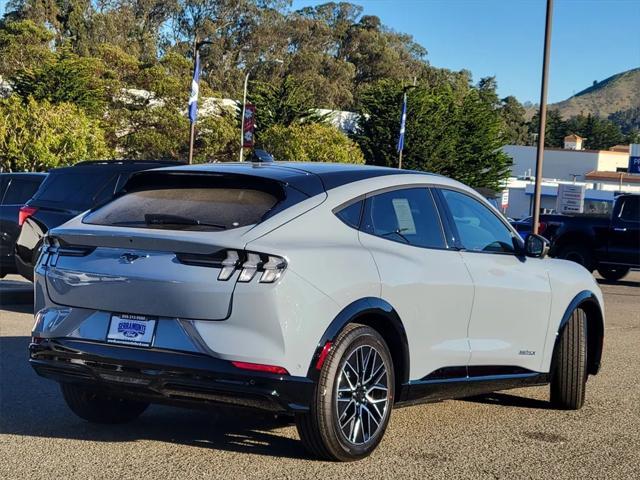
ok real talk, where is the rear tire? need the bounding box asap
[295,324,395,461]
[550,308,587,410]
[597,265,630,281]
[557,244,593,271]
[61,383,149,424]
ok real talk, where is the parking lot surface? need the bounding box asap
[1,273,639,479]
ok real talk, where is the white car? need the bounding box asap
[30,162,605,461]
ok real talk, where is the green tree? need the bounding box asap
[0,95,111,172]
[11,50,115,116]
[260,123,364,164]
[0,19,54,76]
[355,79,511,190]
[250,75,321,135]
[499,96,530,145]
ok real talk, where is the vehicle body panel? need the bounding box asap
[29,162,605,414]
[0,173,47,274]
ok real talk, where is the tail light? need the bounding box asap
[176,249,287,283]
[231,361,289,375]
[18,206,38,226]
[217,249,286,284]
[538,222,547,235]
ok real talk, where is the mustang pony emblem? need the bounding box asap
[119,253,148,264]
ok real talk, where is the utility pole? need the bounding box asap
[532,0,554,234]
[239,59,283,162]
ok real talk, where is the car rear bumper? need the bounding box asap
[29,338,315,413]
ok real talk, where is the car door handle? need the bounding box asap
[613,227,627,232]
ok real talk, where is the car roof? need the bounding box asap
[0,172,47,178]
[150,161,432,195]
[48,160,183,175]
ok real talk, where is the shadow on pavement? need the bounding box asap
[0,278,33,307]
[463,392,552,410]
[0,335,311,460]
[596,278,640,288]
[0,303,33,314]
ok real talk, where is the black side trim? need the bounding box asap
[399,372,550,407]
[553,290,604,375]
[306,298,410,387]
[421,365,533,381]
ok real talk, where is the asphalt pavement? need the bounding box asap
[1,273,639,479]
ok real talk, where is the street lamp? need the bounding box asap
[188,37,214,165]
[239,58,284,162]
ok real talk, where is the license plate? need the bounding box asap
[107,314,156,347]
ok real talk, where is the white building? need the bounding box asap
[501,142,638,218]
[503,144,630,182]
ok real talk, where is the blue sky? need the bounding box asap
[2,0,638,103]
[290,0,640,103]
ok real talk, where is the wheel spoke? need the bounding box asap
[335,344,390,446]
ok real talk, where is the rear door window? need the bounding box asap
[32,171,117,211]
[619,196,639,222]
[2,179,42,205]
[361,187,446,248]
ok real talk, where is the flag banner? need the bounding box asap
[188,53,200,124]
[397,92,407,153]
[243,103,256,148]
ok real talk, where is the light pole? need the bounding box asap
[239,58,283,162]
[188,37,214,165]
[531,0,554,234]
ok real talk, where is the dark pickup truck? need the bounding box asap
[538,194,639,281]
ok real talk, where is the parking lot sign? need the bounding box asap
[629,144,640,174]
[556,183,586,214]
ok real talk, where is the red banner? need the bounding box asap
[242,103,256,148]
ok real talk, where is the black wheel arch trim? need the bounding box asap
[306,297,410,388]
[554,289,604,375]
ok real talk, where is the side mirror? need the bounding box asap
[525,234,549,258]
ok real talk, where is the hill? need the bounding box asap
[550,68,640,120]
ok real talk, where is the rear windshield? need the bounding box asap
[32,171,117,211]
[84,187,280,231]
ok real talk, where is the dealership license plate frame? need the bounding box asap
[106,313,157,347]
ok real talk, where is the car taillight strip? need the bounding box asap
[175,249,286,284]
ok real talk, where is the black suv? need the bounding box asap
[15,160,181,281]
[0,172,47,277]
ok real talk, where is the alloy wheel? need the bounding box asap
[335,345,390,445]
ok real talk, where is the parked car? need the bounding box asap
[0,172,47,277]
[529,194,638,281]
[14,160,181,281]
[29,162,604,461]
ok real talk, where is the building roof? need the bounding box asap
[585,170,640,184]
[564,134,584,141]
[609,144,630,153]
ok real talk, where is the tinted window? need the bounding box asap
[619,196,639,222]
[33,171,118,211]
[362,188,445,248]
[441,189,515,253]
[2,179,42,205]
[336,201,363,228]
[84,187,279,231]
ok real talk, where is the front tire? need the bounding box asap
[296,324,395,461]
[557,244,593,271]
[550,308,587,410]
[61,383,149,424]
[597,265,630,281]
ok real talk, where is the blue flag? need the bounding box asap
[188,53,200,124]
[397,92,407,153]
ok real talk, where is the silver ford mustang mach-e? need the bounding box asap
[30,162,604,461]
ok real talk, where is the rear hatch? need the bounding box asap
[43,168,324,321]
